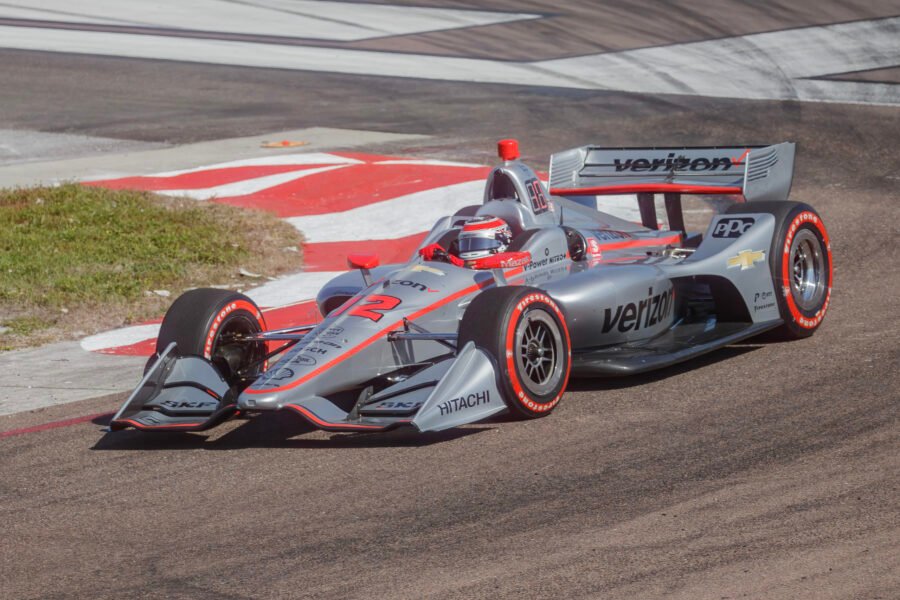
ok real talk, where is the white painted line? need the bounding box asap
[151,152,363,177]
[156,164,349,200]
[538,17,900,105]
[0,0,540,42]
[246,270,344,309]
[1,17,896,105]
[373,159,488,168]
[80,323,161,352]
[0,25,578,88]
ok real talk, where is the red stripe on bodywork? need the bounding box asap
[246,278,494,395]
[551,184,743,196]
[112,419,205,430]
[596,233,682,251]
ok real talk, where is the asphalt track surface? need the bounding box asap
[1,2,899,598]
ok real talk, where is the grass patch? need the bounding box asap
[0,184,303,350]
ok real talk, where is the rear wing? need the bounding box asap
[548,142,795,202]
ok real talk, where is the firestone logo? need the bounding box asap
[205,302,240,357]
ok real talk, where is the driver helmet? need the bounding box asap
[458,216,513,260]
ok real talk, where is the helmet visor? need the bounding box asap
[459,236,503,254]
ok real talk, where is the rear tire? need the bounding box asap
[726,201,833,339]
[459,286,571,419]
[149,288,268,390]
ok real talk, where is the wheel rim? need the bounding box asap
[789,229,826,312]
[514,308,564,397]
[213,314,265,386]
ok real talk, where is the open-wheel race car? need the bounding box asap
[110,139,832,434]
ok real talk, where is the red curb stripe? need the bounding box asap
[1,412,113,439]
[215,163,489,217]
[302,233,427,272]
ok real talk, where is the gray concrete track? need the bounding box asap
[1,2,898,598]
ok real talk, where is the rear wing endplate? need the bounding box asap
[548,142,795,202]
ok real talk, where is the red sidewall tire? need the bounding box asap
[777,211,833,336]
[726,201,833,339]
[459,286,571,419]
[150,289,268,387]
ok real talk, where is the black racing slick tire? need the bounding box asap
[149,288,268,390]
[459,286,571,419]
[726,201,833,339]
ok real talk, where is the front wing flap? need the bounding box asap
[109,343,237,432]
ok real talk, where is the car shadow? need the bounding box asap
[91,344,762,449]
[564,344,762,392]
[91,410,489,451]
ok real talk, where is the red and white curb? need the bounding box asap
[79,151,638,356]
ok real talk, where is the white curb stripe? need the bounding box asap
[80,323,162,352]
[151,152,362,177]
[286,180,485,243]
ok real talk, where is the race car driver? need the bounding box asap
[418,216,525,269]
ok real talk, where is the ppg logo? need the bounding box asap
[712,217,755,238]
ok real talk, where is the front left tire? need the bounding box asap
[148,288,268,391]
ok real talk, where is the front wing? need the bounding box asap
[110,342,507,433]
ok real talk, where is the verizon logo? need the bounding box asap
[613,151,748,173]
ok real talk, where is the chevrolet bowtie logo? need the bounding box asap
[411,264,446,276]
[727,249,766,270]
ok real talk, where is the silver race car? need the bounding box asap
[110,139,832,433]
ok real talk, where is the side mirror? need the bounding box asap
[347,254,380,270]
[347,253,380,286]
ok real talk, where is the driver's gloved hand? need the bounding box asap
[418,243,464,266]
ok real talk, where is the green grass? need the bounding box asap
[0,184,303,348]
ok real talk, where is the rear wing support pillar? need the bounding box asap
[664,192,686,235]
[636,192,686,235]
[637,192,658,230]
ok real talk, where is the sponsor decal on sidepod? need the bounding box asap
[713,217,754,238]
[602,286,675,334]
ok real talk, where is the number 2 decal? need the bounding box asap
[527,179,549,214]
[347,295,401,322]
